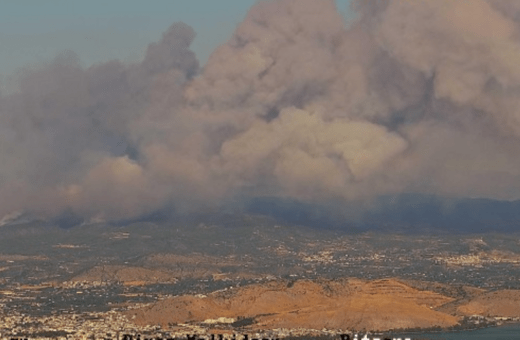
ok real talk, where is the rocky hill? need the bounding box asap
[457,290,520,317]
[125,278,459,332]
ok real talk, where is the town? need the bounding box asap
[0,218,518,338]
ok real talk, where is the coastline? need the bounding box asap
[393,321,520,340]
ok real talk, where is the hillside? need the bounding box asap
[457,290,520,317]
[125,278,459,332]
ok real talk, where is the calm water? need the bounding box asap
[400,323,520,340]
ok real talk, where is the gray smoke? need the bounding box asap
[3,0,520,221]
[0,22,198,219]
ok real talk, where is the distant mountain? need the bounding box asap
[0,210,42,227]
[3,194,519,233]
[245,195,520,233]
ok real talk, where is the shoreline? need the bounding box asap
[385,321,520,338]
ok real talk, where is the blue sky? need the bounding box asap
[0,0,354,84]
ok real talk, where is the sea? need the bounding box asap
[398,323,520,340]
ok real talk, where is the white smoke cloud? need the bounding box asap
[2,0,520,221]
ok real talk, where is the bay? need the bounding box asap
[400,323,520,340]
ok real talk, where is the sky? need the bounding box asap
[0,0,354,87]
[2,0,520,223]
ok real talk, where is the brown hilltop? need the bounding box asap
[125,278,459,332]
[70,253,264,285]
[457,290,520,318]
[72,265,178,284]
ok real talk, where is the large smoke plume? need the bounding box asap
[2,0,520,221]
